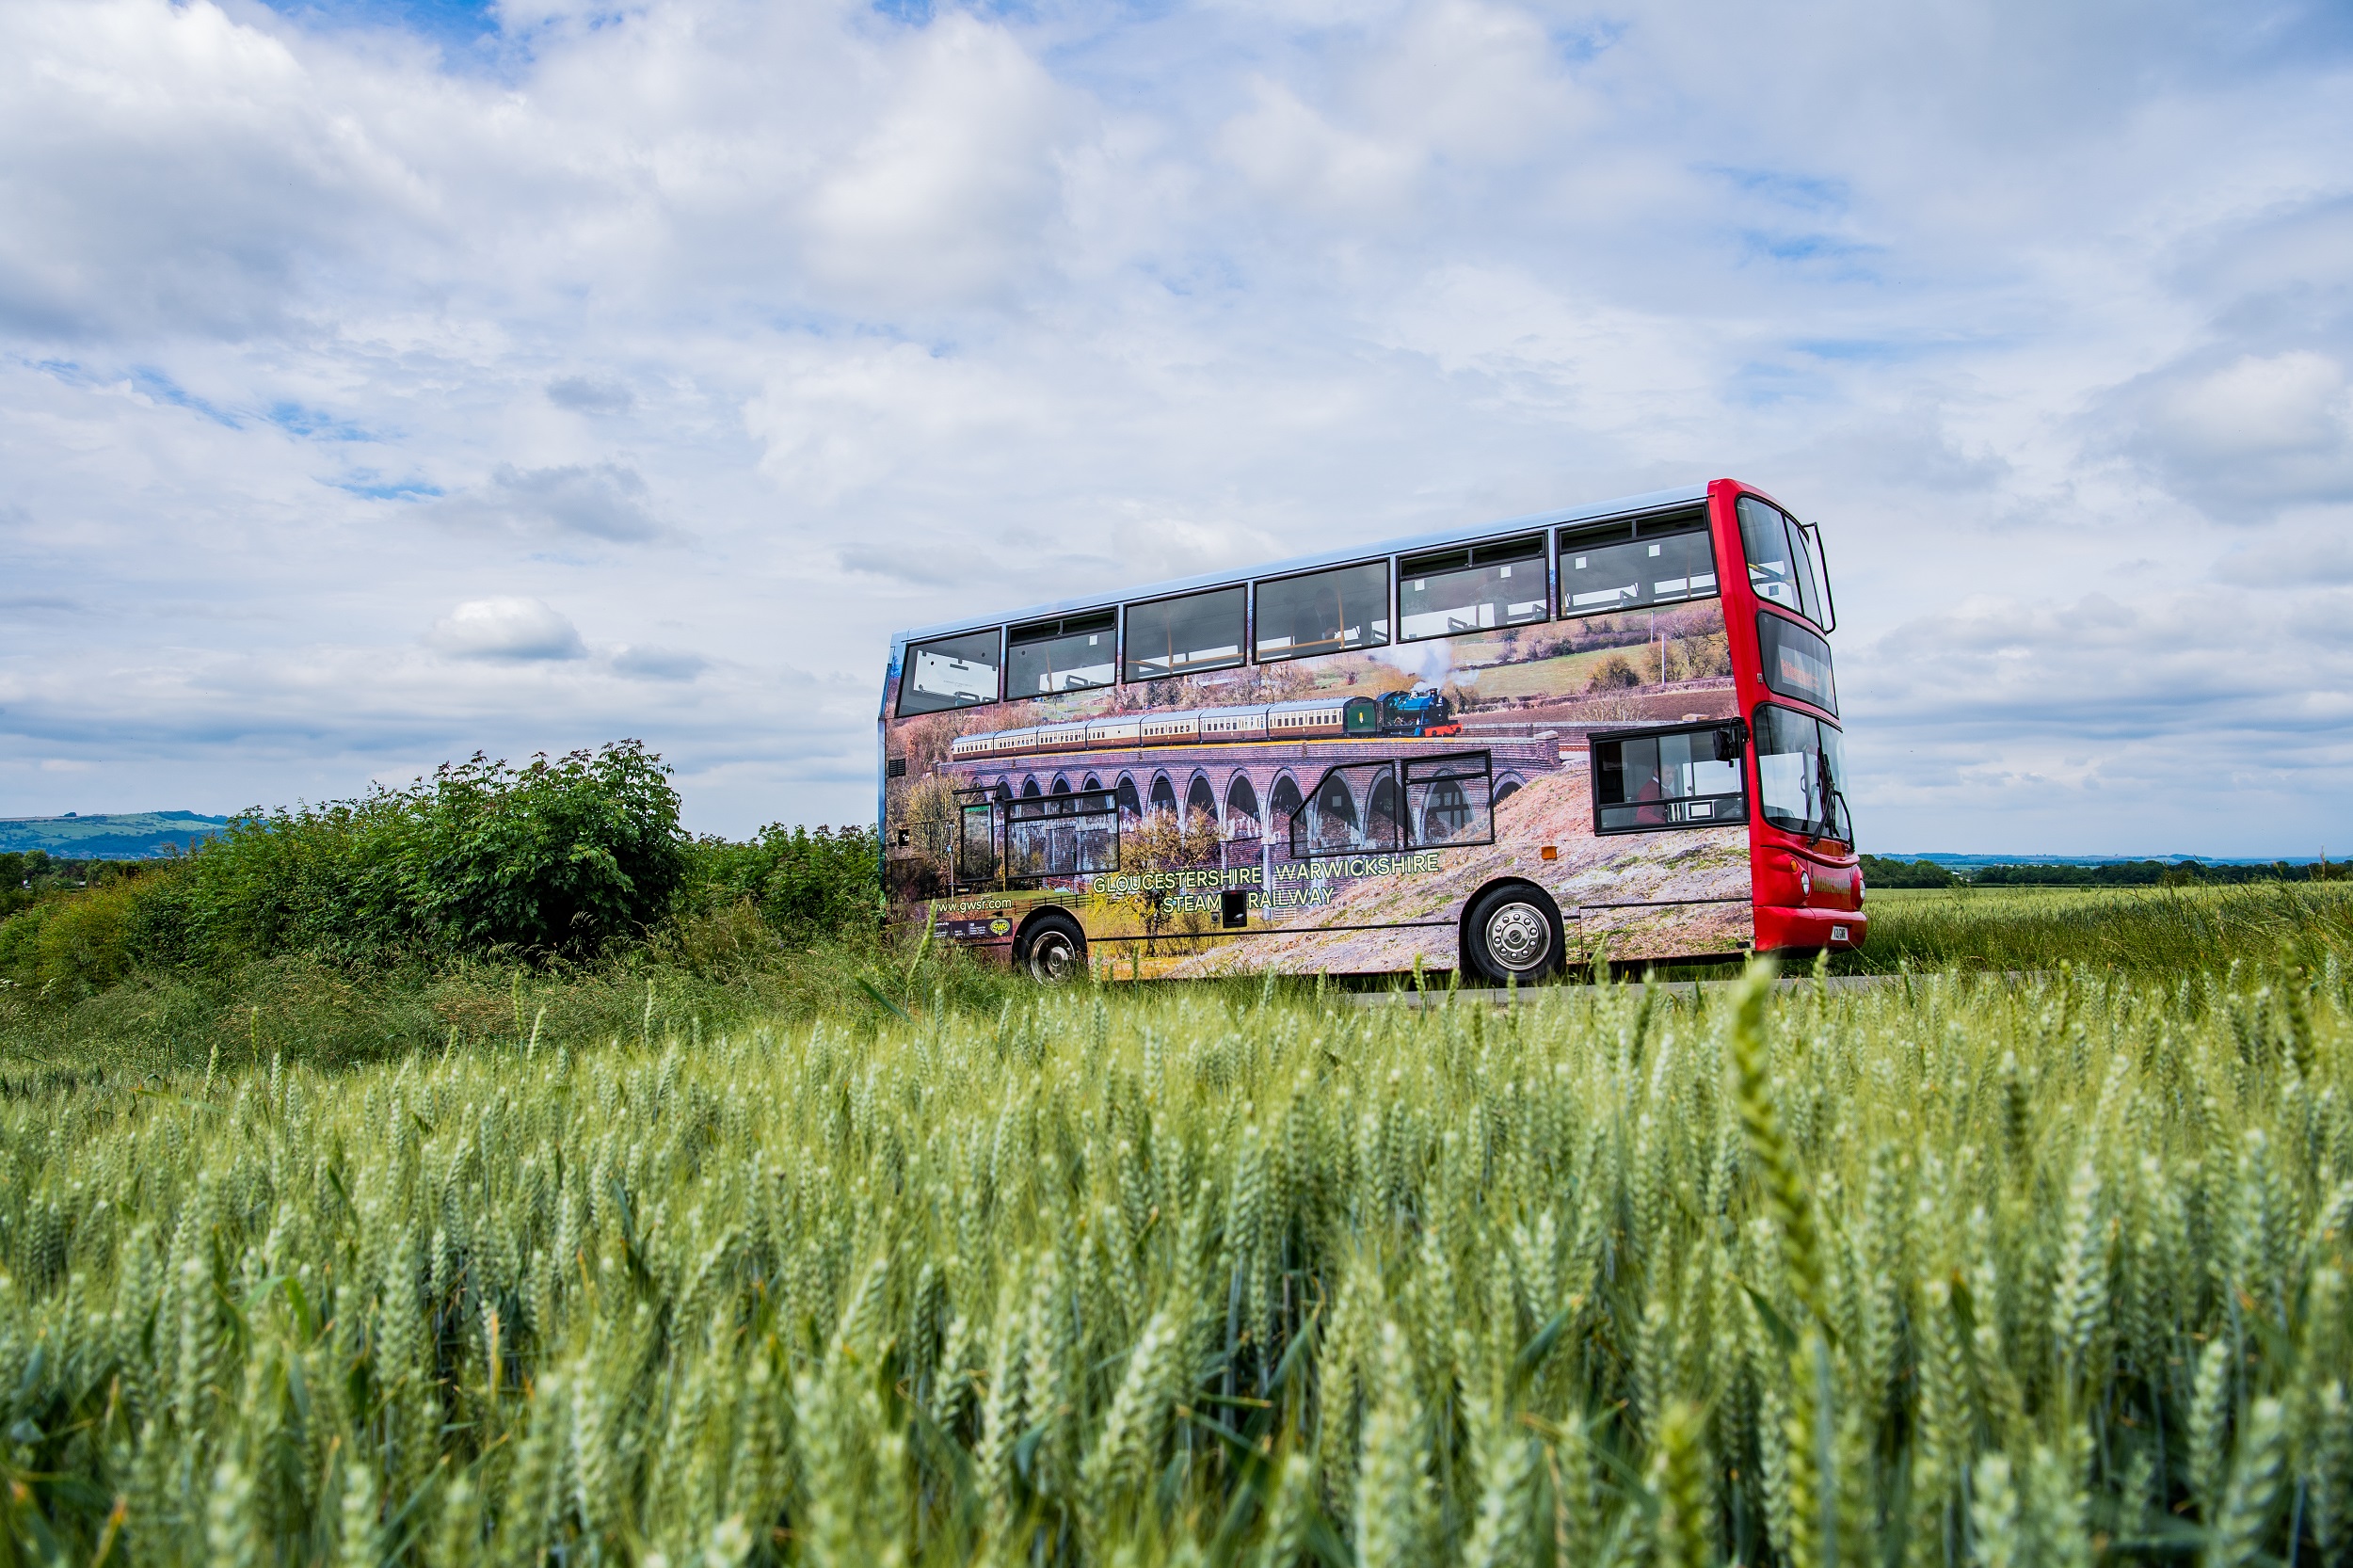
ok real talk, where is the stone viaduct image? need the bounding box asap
[940,733,1568,857]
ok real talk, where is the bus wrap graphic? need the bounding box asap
[879,480,1862,981]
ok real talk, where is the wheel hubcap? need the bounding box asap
[1485,902,1551,971]
[1032,933,1079,981]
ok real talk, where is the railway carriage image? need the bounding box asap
[879,478,1863,982]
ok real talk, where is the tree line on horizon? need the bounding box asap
[1860,853,2349,888]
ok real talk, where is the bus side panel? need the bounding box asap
[1140,746,1750,977]
[883,584,1753,973]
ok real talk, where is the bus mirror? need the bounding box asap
[1715,720,1748,762]
[1800,521,1836,633]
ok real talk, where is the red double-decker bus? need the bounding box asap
[879,478,1862,982]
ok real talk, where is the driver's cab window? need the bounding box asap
[1589,722,1747,834]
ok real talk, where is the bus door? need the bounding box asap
[955,786,1122,890]
[954,787,1001,888]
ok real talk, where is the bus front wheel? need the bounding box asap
[1463,882,1565,986]
[1017,912,1088,984]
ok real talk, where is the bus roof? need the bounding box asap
[887,480,1715,651]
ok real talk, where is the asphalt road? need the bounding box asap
[1351,971,1931,1006]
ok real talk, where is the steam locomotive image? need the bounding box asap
[945,688,1459,761]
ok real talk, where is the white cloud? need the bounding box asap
[424,463,667,541]
[2121,351,2353,517]
[1218,79,1422,221]
[428,598,586,661]
[0,0,2349,851]
[546,376,633,413]
[2159,352,2349,458]
[611,644,707,681]
[802,14,1074,307]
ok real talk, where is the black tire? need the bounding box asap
[1462,882,1566,986]
[1017,911,1088,984]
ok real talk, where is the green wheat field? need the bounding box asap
[2,884,2350,1565]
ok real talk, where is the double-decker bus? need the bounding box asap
[878,478,1861,983]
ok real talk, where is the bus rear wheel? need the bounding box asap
[1463,882,1565,986]
[1018,912,1087,984]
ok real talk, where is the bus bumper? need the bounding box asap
[1753,905,1866,954]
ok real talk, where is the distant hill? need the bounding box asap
[0,811,231,859]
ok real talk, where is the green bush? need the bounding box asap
[127,741,690,969]
[686,822,879,938]
[0,744,895,1042]
[405,743,688,956]
[0,878,141,1000]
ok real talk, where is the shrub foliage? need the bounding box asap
[139,742,693,965]
[0,744,884,1002]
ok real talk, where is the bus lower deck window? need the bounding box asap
[1591,723,1746,833]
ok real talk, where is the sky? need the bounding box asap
[2,0,2349,856]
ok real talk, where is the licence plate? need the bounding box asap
[1830,924,1850,942]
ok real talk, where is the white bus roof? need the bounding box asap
[887,481,1713,652]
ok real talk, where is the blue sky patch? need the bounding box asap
[262,0,500,45]
[327,474,443,501]
[130,368,241,428]
[1737,229,1881,282]
[270,403,375,441]
[1790,338,1910,363]
[1705,166,1849,213]
[1548,22,1625,63]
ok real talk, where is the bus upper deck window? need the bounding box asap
[1256,561,1389,661]
[1559,509,1718,619]
[1399,534,1547,642]
[898,628,1001,715]
[1124,585,1246,681]
[1008,609,1117,696]
[1738,496,1825,628]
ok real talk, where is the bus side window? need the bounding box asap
[1125,586,1247,680]
[1559,510,1716,618]
[1589,724,1747,833]
[1008,610,1117,696]
[1399,534,1547,641]
[901,629,1002,715]
[1256,561,1390,661]
[1404,755,1495,847]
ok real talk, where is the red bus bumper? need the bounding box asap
[1753,905,1866,954]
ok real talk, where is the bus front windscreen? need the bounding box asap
[1754,704,1851,842]
[1738,496,1828,630]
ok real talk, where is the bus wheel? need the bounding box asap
[1019,912,1088,984]
[1463,882,1565,986]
